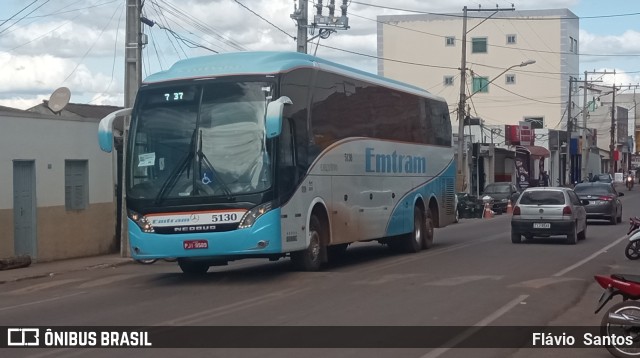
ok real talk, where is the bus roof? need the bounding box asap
[142,51,442,101]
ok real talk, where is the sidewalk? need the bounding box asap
[0,254,133,284]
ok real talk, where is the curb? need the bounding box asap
[0,259,134,285]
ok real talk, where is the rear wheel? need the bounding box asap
[422,208,434,250]
[511,231,522,244]
[291,215,324,271]
[566,223,578,245]
[578,223,587,240]
[610,211,618,225]
[600,301,640,357]
[178,260,209,275]
[618,209,623,223]
[402,207,425,253]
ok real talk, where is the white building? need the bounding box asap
[0,106,117,262]
[377,9,579,129]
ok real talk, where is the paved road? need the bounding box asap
[2,186,639,358]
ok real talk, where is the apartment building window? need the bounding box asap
[505,74,516,84]
[445,36,455,46]
[506,34,516,44]
[472,76,489,93]
[570,36,578,53]
[65,160,89,211]
[471,37,487,53]
[444,76,454,86]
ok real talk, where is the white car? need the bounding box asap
[510,187,588,244]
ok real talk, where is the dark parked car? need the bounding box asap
[590,173,613,183]
[481,182,521,213]
[573,182,623,224]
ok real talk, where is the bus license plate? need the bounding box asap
[533,223,551,229]
[183,240,208,250]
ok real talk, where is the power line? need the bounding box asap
[232,0,295,40]
[350,1,640,20]
[0,0,52,36]
[62,2,120,84]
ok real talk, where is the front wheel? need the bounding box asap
[291,215,325,271]
[626,241,640,260]
[600,301,640,357]
[178,259,209,274]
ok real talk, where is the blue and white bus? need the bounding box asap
[98,51,455,274]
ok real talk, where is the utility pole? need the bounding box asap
[121,0,142,256]
[455,5,515,192]
[581,71,589,181]
[291,0,308,53]
[455,6,468,192]
[610,85,617,174]
[566,77,573,185]
[291,0,350,54]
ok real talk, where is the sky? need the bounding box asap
[0,0,639,110]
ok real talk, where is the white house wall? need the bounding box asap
[0,111,116,261]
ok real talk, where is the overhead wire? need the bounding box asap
[62,2,120,84]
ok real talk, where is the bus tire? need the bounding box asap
[422,208,434,249]
[178,259,209,275]
[291,215,324,271]
[403,206,425,253]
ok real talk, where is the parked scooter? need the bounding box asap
[594,274,640,357]
[624,217,640,260]
[627,175,635,191]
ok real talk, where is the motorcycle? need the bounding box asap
[594,274,640,357]
[627,176,635,191]
[625,217,640,260]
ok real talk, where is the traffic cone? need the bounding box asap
[483,202,494,219]
[506,200,513,214]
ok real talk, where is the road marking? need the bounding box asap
[510,277,582,289]
[0,292,86,312]
[155,287,308,326]
[553,234,628,277]
[419,294,529,358]
[6,278,84,295]
[76,274,142,288]
[425,275,503,286]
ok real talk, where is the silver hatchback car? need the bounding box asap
[511,187,588,244]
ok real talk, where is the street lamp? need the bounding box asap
[467,60,536,100]
[456,60,536,193]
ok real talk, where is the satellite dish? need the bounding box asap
[47,87,71,113]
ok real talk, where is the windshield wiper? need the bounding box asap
[197,130,233,200]
[154,129,197,205]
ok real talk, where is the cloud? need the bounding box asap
[580,29,640,55]
[0,52,118,108]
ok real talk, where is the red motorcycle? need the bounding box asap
[594,274,640,357]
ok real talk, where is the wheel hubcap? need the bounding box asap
[310,232,320,260]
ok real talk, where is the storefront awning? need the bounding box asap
[516,145,550,158]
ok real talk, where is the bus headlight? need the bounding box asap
[238,202,273,229]
[128,210,155,233]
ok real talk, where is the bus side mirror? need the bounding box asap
[98,108,132,153]
[265,96,292,139]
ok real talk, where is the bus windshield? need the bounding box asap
[128,81,274,202]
